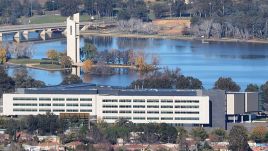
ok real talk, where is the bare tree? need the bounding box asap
[10,43,35,59]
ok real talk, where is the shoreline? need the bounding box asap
[81,31,268,44]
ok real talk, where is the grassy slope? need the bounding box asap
[8,59,42,64]
[29,15,90,24]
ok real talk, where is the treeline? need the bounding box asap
[189,0,268,39]
[81,42,159,72]
[0,0,43,24]
[130,68,268,107]
[3,115,268,151]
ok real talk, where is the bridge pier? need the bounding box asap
[22,30,29,41]
[14,32,20,43]
[46,28,53,38]
[62,29,67,37]
[40,30,46,40]
[0,33,2,42]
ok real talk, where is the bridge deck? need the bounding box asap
[0,22,88,33]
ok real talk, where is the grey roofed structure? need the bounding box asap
[17,83,200,96]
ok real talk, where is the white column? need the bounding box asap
[14,32,20,43]
[40,30,46,40]
[0,32,3,42]
[233,115,236,123]
[23,30,29,41]
[241,115,243,123]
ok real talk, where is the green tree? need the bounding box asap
[158,123,178,143]
[152,3,169,18]
[13,67,45,88]
[59,0,80,16]
[140,123,159,144]
[191,127,208,141]
[0,66,15,96]
[229,125,251,151]
[210,128,227,142]
[60,55,73,69]
[81,43,97,60]
[61,74,83,85]
[261,81,268,103]
[176,127,188,151]
[214,77,241,91]
[245,84,259,92]
[117,9,131,20]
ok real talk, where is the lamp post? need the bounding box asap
[209,2,212,17]
[168,3,172,18]
[30,0,33,17]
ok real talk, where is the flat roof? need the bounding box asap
[16,83,201,96]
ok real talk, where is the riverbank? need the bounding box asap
[7,59,137,71]
[81,31,268,44]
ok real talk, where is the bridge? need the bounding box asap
[0,21,115,42]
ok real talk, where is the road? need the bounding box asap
[0,22,89,33]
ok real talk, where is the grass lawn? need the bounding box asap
[33,64,62,70]
[8,59,42,65]
[29,15,90,24]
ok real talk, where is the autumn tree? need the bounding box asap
[229,125,251,151]
[0,48,7,64]
[135,51,146,71]
[251,126,267,143]
[214,77,241,91]
[82,59,93,73]
[46,50,59,64]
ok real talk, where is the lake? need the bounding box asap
[6,35,268,90]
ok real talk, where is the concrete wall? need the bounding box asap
[67,13,80,64]
[245,92,259,112]
[234,93,245,114]
[202,90,226,129]
[227,93,245,115]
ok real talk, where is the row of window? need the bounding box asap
[13,97,92,102]
[13,103,92,107]
[103,116,200,121]
[103,105,199,109]
[13,108,92,112]
[102,110,199,114]
[102,99,199,103]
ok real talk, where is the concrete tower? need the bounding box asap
[67,13,80,64]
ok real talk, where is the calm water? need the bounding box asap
[6,35,268,89]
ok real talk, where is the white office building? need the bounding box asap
[2,84,210,126]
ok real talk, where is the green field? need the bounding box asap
[33,64,62,70]
[8,59,42,65]
[29,15,90,24]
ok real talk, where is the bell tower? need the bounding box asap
[67,13,80,64]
